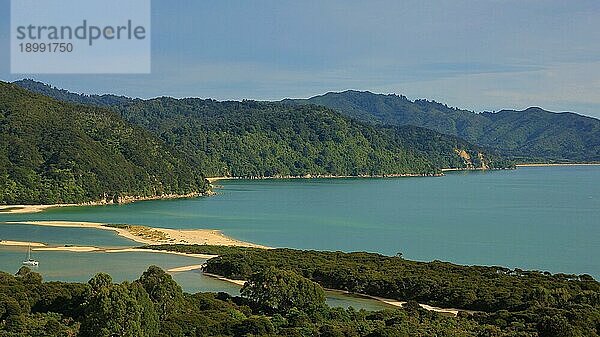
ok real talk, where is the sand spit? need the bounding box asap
[2,221,267,248]
[0,240,46,247]
[167,264,205,272]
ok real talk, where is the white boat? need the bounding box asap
[22,244,39,267]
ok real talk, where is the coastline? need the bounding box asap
[0,204,77,214]
[208,172,442,184]
[515,163,600,167]
[4,169,527,213]
[2,221,268,249]
[441,167,490,172]
[0,192,210,215]
[201,272,463,316]
[0,240,46,247]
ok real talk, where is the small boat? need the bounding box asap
[22,244,39,267]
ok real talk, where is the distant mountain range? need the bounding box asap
[284,90,600,163]
[15,80,596,163]
[10,77,598,204]
[11,80,510,179]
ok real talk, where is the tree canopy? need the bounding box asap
[12,80,513,180]
[0,82,209,205]
[241,267,326,312]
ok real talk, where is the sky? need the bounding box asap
[1,0,599,118]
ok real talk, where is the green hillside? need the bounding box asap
[13,80,511,178]
[0,82,209,205]
[117,98,439,177]
[284,90,600,162]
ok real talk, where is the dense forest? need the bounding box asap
[148,244,600,336]
[284,90,600,163]
[0,82,209,205]
[4,264,594,337]
[13,80,512,178]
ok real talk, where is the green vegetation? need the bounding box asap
[13,80,512,179]
[4,265,589,337]
[0,82,208,205]
[241,267,326,312]
[284,90,600,162]
[146,244,600,336]
[118,98,442,177]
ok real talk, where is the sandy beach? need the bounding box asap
[3,221,268,248]
[364,295,459,316]
[0,192,210,215]
[515,163,600,167]
[0,204,76,214]
[207,177,230,183]
[0,240,46,247]
[34,246,102,252]
[203,272,247,286]
[105,248,218,259]
[167,264,205,272]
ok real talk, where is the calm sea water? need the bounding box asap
[1,166,599,279]
[0,223,135,247]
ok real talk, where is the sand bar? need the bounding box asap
[167,264,205,272]
[33,246,101,252]
[106,248,218,259]
[0,204,76,214]
[365,295,460,316]
[3,221,267,248]
[203,272,247,286]
[0,240,46,247]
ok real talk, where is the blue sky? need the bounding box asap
[1,0,599,118]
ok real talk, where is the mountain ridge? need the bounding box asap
[283,90,600,162]
[11,79,511,179]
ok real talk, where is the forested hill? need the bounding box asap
[284,90,600,163]
[117,98,439,177]
[12,79,512,178]
[0,82,209,205]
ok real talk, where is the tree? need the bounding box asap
[79,273,159,337]
[241,267,326,312]
[537,315,574,337]
[136,265,185,321]
[233,316,275,336]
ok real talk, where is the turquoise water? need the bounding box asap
[0,223,135,247]
[1,166,599,278]
[0,246,204,284]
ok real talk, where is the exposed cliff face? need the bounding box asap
[454,148,490,170]
[478,152,490,170]
[455,149,474,169]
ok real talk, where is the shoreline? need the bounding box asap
[3,165,596,214]
[0,240,46,247]
[201,272,463,316]
[208,172,442,184]
[440,167,506,172]
[2,221,268,249]
[0,192,210,215]
[515,163,600,167]
[106,248,218,259]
